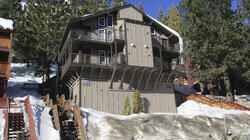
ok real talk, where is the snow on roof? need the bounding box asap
[82,13,93,18]
[0,18,13,30]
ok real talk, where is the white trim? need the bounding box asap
[98,17,105,26]
[106,30,114,42]
[106,15,113,27]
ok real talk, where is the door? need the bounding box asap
[98,50,106,66]
[98,29,105,42]
[106,30,114,42]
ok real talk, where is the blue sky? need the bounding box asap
[126,0,239,19]
[0,0,240,19]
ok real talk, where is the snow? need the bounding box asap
[0,18,13,30]
[177,100,250,118]
[0,63,60,140]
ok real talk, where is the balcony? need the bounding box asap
[69,28,125,43]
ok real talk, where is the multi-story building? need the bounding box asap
[0,18,13,97]
[58,4,184,114]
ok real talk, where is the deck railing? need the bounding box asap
[69,28,125,43]
[154,57,170,70]
[71,53,126,66]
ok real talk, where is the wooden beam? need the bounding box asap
[119,67,127,89]
[109,67,116,89]
[144,68,153,90]
[80,65,84,77]
[90,67,94,78]
[136,68,145,90]
[128,67,137,90]
[153,69,163,91]
[166,72,172,83]
[99,67,104,79]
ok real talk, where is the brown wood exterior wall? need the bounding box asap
[126,22,154,67]
[118,7,143,21]
[70,78,176,114]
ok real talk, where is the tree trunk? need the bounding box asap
[224,74,233,101]
[45,46,50,81]
[27,58,30,68]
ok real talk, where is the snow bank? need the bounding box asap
[177,100,250,118]
[0,18,13,30]
[0,109,5,140]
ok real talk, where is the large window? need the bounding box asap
[98,17,105,26]
[106,15,113,27]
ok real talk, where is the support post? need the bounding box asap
[109,68,116,89]
[119,67,127,89]
[153,69,163,91]
[144,68,153,90]
[128,67,137,90]
[99,68,104,79]
[136,68,145,90]
[90,67,94,78]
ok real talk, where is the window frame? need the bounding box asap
[106,15,113,27]
[98,17,105,26]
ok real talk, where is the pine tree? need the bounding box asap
[157,6,168,25]
[112,0,127,8]
[167,5,182,33]
[133,90,142,114]
[122,96,131,115]
[178,0,247,99]
[0,0,22,20]
[138,2,144,12]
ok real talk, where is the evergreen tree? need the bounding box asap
[112,0,127,8]
[167,5,182,33]
[0,0,22,20]
[178,0,247,100]
[133,90,142,114]
[157,6,168,25]
[122,96,131,115]
[138,2,144,12]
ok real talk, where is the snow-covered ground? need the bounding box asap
[0,63,250,140]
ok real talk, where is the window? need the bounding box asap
[151,27,155,35]
[106,30,114,42]
[98,17,105,26]
[106,15,113,27]
[0,51,9,62]
[98,50,106,66]
[98,29,105,42]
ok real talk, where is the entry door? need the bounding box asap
[98,50,106,66]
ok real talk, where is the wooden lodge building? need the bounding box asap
[58,5,184,114]
[0,18,13,97]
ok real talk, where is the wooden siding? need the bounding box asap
[0,63,10,78]
[71,79,176,114]
[126,22,154,67]
[118,7,143,21]
[0,38,12,50]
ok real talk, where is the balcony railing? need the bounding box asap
[69,28,125,43]
[71,53,126,66]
